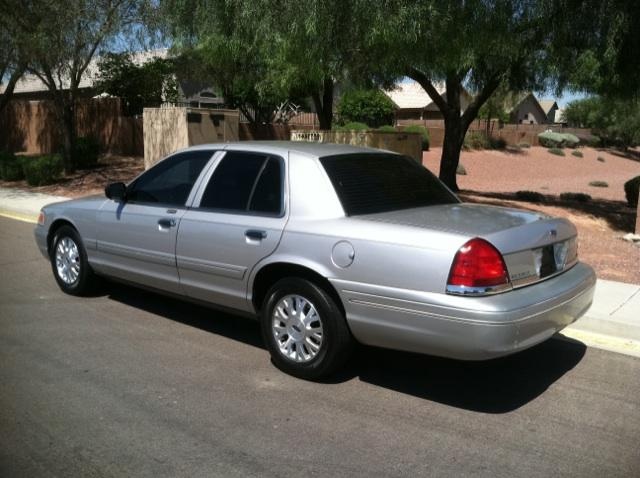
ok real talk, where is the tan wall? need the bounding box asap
[143,107,240,168]
[0,98,143,156]
[291,130,423,162]
[396,119,591,148]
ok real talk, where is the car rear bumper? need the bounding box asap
[331,262,596,360]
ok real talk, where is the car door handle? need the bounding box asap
[158,218,177,228]
[245,229,267,240]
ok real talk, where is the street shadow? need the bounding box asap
[104,281,586,414]
[461,190,636,233]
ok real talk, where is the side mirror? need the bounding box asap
[105,182,127,202]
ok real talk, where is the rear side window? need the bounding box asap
[320,153,458,216]
[199,151,283,215]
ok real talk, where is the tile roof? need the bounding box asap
[383,81,446,109]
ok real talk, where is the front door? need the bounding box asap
[93,149,216,294]
[176,151,287,311]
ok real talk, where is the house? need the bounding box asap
[508,93,549,124]
[539,99,560,123]
[382,81,471,121]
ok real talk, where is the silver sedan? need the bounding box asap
[35,142,596,379]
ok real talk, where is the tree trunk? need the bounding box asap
[440,114,465,191]
[52,92,76,173]
[311,77,334,130]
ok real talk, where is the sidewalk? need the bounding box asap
[1,186,638,357]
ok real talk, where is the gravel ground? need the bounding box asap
[424,146,640,201]
[423,146,640,284]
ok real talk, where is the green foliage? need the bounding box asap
[377,125,397,132]
[96,53,178,116]
[589,180,609,188]
[22,155,63,186]
[337,122,369,131]
[489,136,507,150]
[518,142,531,148]
[623,176,640,207]
[548,147,565,156]
[571,150,584,158]
[337,89,394,128]
[597,156,606,162]
[0,151,24,181]
[564,96,640,148]
[560,192,592,202]
[538,132,579,148]
[464,131,490,150]
[402,125,430,151]
[515,191,546,203]
[456,163,467,175]
[73,136,100,169]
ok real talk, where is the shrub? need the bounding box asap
[515,190,546,203]
[518,142,531,148]
[597,156,606,162]
[336,89,394,127]
[506,145,522,153]
[0,151,24,181]
[337,122,369,131]
[538,131,579,148]
[456,163,467,175]
[571,150,584,157]
[548,147,565,156]
[538,131,566,147]
[464,131,490,149]
[376,125,397,133]
[624,176,640,207]
[73,136,100,169]
[22,154,63,186]
[588,180,609,188]
[560,192,592,202]
[489,136,507,150]
[402,125,430,150]
[562,133,580,148]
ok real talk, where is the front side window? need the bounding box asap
[199,151,283,216]
[127,150,214,206]
[320,153,459,216]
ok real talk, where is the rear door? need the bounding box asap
[176,150,287,312]
[94,150,215,294]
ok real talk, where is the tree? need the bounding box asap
[367,1,562,190]
[478,84,512,137]
[95,52,178,116]
[564,96,640,148]
[2,0,149,172]
[336,89,395,127]
[162,0,378,129]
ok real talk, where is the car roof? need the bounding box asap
[185,141,395,158]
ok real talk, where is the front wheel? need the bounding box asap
[261,278,353,380]
[50,225,98,296]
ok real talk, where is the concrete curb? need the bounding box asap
[1,186,638,358]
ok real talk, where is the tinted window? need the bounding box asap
[320,154,458,216]
[128,150,214,206]
[249,158,282,214]
[200,152,283,215]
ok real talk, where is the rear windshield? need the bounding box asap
[320,153,459,216]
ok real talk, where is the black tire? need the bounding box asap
[261,278,353,380]
[50,225,98,296]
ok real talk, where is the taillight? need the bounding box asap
[447,238,510,294]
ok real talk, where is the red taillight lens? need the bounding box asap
[447,238,509,288]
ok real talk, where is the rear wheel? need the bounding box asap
[50,225,98,296]
[261,278,353,380]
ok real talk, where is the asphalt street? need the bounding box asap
[1,216,639,477]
